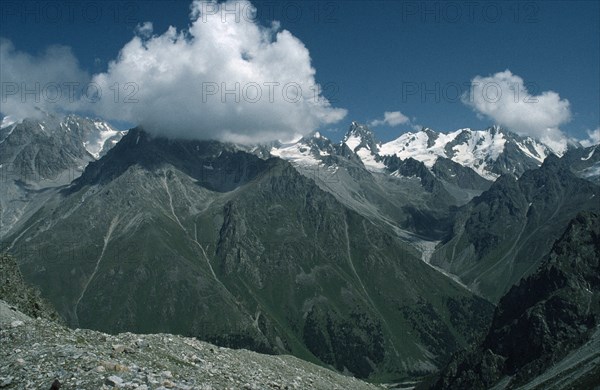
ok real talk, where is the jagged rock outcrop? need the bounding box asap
[428,212,600,389]
[0,254,62,323]
[432,154,600,301]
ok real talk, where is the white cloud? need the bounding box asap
[0,38,90,120]
[581,127,600,148]
[369,111,409,127]
[88,0,346,143]
[0,0,346,144]
[464,70,571,154]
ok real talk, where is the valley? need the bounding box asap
[1,115,599,387]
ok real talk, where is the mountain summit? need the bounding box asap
[273,123,558,180]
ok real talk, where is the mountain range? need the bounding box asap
[272,122,561,181]
[0,114,598,386]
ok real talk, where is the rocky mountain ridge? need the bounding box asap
[428,211,600,389]
[1,116,599,388]
[3,128,494,382]
[271,122,560,181]
[0,113,124,237]
[431,151,600,301]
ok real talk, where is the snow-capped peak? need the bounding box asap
[379,128,461,170]
[270,131,335,166]
[1,115,18,129]
[344,121,375,139]
[378,126,554,180]
[342,122,379,150]
[1,113,126,160]
[341,122,385,170]
[83,121,124,159]
[268,122,565,181]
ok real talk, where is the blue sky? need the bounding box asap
[1,0,598,145]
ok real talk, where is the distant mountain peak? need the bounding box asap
[269,129,336,167]
[340,122,384,170]
[0,113,125,236]
[343,122,379,150]
[270,122,584,183]
[489,124,502,134]
[344,121,376,142]
[0,113,124,177]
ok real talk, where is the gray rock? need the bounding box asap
[0,376,13,387]
[0,299,381,389]
[105,375,124,386]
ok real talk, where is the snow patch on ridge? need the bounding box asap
[379,129,462,168]
[582,147,596,161]
[344,135,361,152]
[270,142,320,166]
[355,148,385,170]
[378,128,507,179]
[270,123,556,182]
[450,130,506,179]
[83,121,122,159]
[1,115,18,129]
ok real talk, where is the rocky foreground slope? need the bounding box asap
[0,300,382,390]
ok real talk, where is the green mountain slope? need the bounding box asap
[5,129,493,382]
[428,211,600,389]
[431,154,600,301]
